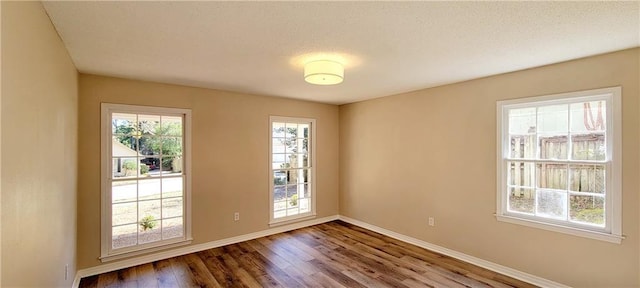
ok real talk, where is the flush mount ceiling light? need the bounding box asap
[304,60,344,85]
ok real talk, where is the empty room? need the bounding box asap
[2,1,639,287]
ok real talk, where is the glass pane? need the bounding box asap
[298,138,309,153]
[162,137,183,155]
[272,153,286,169]
[536,190,567,220]
[570,101,606,133]
[292,137,306,154]
[139,136,161,156]
[274,200,287,211]
[286,170,301,185]
[303,184,310,198]
[285,123,298,139]
[272,138,286,153]
[273,170,286,185]
[112,136,139,157]
[112,224,137,249]
[537,105,568,134]
[162,217,184,240]
[161,116,183,136]
[509,108,536,134]
[138,114,161,137]
[508,162,535,187]
[570,165,605,193]
[274,207,286,219]
[112,113,136,135]
[303,154,310,168]
[139,220,161,244]
[113,157,137,178]
[301,169,310,184]
[112,202,137,226]
[161,156,183,175]
[539,135,568,160]
[287,207,299,217]
[298,124,310,139]
[299,198,310,213]
[284,138,298,154]
[536,163,567,190]
[508,187,534,214]
[571,133,605,161]
[272,122,285,137]
[285,154,304,168]
[138,178,160,200]
[570,194,604,225]
[112,180,137,203]
[162,177,183,198]
[288,192,299,208]
[162,197,183,218]
[139,200,161,221]
[140,157,161,176]
[509,135,535,158]
[273,186,286,201]
[138,158,151,177]
[286,185,298,211]
[286,184,298,198]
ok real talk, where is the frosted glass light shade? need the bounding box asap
[304,60,344,85]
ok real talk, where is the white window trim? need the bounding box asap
[269,116,317,226]
[495,87,623,244]
[100,103,193,262]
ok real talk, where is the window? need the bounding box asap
[269,116,316,225]
[496,87,622,243]
[101,103,192,260]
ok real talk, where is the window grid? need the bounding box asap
[506,105,608,227]
[101,104,192,260]
[496,87,622,243]
[269,117,316,224]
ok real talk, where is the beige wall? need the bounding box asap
[2,2,635,285]
[77,74,340,269]
[1,1,78,287]
[339,48,640,287]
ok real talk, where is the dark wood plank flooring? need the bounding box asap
[79,221,537,288]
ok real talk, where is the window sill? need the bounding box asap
[495,214,624,244]
[100,238,193,262]
[269,214,316,227]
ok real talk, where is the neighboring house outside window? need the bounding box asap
[496,87,622,243]
[101,103,192,261]
[269,116,316,225]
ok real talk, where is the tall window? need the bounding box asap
[496,87,622,243]
[101,103,191,260]
[269,116,316,225]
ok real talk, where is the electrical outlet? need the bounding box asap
[234,212,240,221]
[65,264,68,280]
[428,217,435,226]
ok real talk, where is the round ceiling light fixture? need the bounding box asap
[304,60,344,85]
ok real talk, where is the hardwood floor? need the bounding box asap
[79,221,537,288]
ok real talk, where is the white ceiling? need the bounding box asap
[42,1,640,105]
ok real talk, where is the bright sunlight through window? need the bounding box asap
[496,87,622,243]
[269,116,316,225]
[101,104,192,260]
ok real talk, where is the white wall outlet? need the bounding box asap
[234,212,240,221]
[428,217,435,226]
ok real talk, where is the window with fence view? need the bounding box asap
[497,87,622,243]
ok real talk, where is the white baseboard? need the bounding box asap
[338,215,569,288]
[73,214,567,288]
[72,215,338,288]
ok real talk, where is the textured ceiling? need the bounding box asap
[42,1,640,105]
